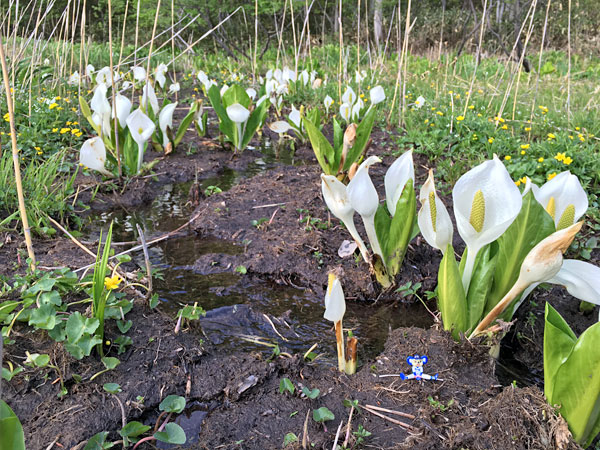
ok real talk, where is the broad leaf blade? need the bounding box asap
[174,102,198,146]
[485,191,555,316]
[438,244,467,340]
[343,106,376,172]
[304,117,335,174]
[0,400,25,450]
[241,100,268,150]
[207,85,234,142]
[548,305,600,446]
[222,84,251,109]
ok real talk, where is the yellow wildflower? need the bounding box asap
[71,129,80,135]
[504,155,511,161]
[521,144,530,149]
[477,113,482,117]
[52,128,59,133]
[66,121,72,126]
[547,133,556,140]
[501,124,508,130]
[520,177,527,184]
[457,116,465,122]
[538,157,544,163]
[488,137,494,144]
[3,112,9,122]
[468,105,475,109]
[575,127,580,131]
[436,111,444,116]
[548,172,557,180]
[525,127,531,132]
[521,150,526,155]
[104,275,122,291]
[563,156,573,165]
[554,152,565,161]
[49,103,58,110]
[60,128,70,134]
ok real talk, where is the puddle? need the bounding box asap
[156,402,217,449]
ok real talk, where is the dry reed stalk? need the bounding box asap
[276,0,288,68]
[0,36,36,268]
[253,0,258,81]
[107,0,122,176]
[337,0,342,100]
[385,0,401,126]
[399,0,412,126]
[529,0,552,130]
[566,0,572,121]
[461,0,488,118]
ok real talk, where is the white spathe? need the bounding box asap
[414,96,425,108]
[91,83,111,116]
[453,155,522,292]
[547,259,600,309]
[126,108,156,173]
[418,169,454,253]
[269,121,292,134]
[159,102,177,147]
[351,101,362,121]
[141,83,159,115]
[112,94,132,128]
[339,103,351,122]
[321,174,369,263]
[168,82,180,94]
[532,171,588,229]
[370,86,386,105]
[226,103,250,124]
[132,66,146,81]
[80,137,112,176]
[384,150,415,217]
[246,88,257,100]
[289,105,302,129]
[342,87,357,105]
[347,156,383,258]
[155,63,168,88]
[324,95,334,115]
[323,275,346,323]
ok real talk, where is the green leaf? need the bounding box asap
[159,395,186,414]
[24,276,57,296]
[543,303,577,403]
[465,244,498,332]
[375,178,416,277]
[174,102,199,147]
[119,421,150,439]
[312,407,335,423]
[279,377,295,395]
[25,353,50,368]
[343,106,376,171]
[39,291,62,307]
[301,386,320,399]
[207,84,234,143]
[0,400,25,450]
[79,96,101,135]
[83,431,114,449]
[485,191,555,317]
[117,320,132,334]
[222,84,251,109]
[545,303,600,446]
[103,383,122,394]
[304,116,335,174]
[101,357,120,370]
[28,304,57,330]
[66,312,99,344]
[283,432,298,446]
[241,99,268,150]
[154,423,186,444]
[0,301,21,322]
[437,244,467,340]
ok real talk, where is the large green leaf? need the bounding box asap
[485,190,555,316]
[241,99,268,150]
[222,84,251,109]
[174,101,199,147]
[374,179,416,277]
[304,117,335,174]
[437,244,467,340]
[544,303,577,403]
[0,400,25,450]
[79,96,101,135]
[545,303,600,446]
[342,106,376,172]
[207,84,235,144]
[154,423,186,444]
[465,244,498,332]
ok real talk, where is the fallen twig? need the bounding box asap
[365,404,416,419]
[363,405,418,432]
[135,224,153,299]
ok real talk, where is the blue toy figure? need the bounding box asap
[399,355,438,381]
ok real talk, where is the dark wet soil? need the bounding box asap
[1,121,595,449]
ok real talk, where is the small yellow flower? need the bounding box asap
[477,113,482,117]
[436,111,444,116]
[359,93,365,98]
[424,119,429,124]
[49,103,58,110]
[504,155,511,161]
[538,105,548,114]
[448,90,453,95]
[554,152,565,161]
[430,123,435,127]
[52,127,59,133]
[521,144,530,149]
[575,126,580,131]
[71,107,78,112]
[60,128,70,134]
[563,156,573,165]
[547,133,556,140]
[3,112,9,122]
[547,172,557,180]
[578,134,585,142]
[55,96,61,101]
[501,124,508,130]
[71,128,80,135]
[468,105,475,109]
[34,146,41,151]
[75,132,83,137]
[515,180,521,187]
[521,150,526,155]
[456,115,464,121]
[73,121,79,125]
[520,177,527,184]
[488,137,494,144]
[66,121,72,126]
[477,89,483,94]
[524,127,531,132]
[569,135,574,140]
[455,94,461,99]
[104,275,122,291]
[538,157,544,163]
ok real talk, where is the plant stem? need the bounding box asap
[335,320,345,372]
[362,214,382,260]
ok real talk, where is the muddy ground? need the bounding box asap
[1,122,596,449]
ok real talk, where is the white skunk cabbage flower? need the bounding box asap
[300,70,309,86]
[453,155,522,292]
[159,102,177,148]
[471,222,582,337]
[226,103,250,150]
[532,171,588,230]
[246,88,257,100]
[141,82,159,115]
[121,81,132,90]
[80,137,112,176]
[324,273,346,323]
[414,96,425,108]
[132,66,146,81]
[546,259,600,309]
[351,101,362,121]
[168,82,180,94]
[273,68,283,82]
[126,109,156,173]
[96,66,111,85]
[265,69,273,80]
[289,105,302,129]
[384,150,415,217]
[321,174,369,263]
[342,87,357,105]
[418,169,453,253]
[197,70,210,89]
[265,79,277,97]
[68,71,80,85]
[324,95,334,114]
[91,83,110,116]
[370,86,386,105]
[155,63,168,88]
[112,94,132,128]
[86,64,95,79]
[348,156,383,258]
[220,84,230,98]
[256,95,268,107]
[355,70,366,83]
[339,103,351,122]
[269,121,291,134]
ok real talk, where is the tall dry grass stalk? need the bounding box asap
[0,36,36,268]
[337,0,342,100]
[107,0,122,176]
[253,0,258,81]
[529,0,552,131]
[385,0,401,127]
[566,0,571,121]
